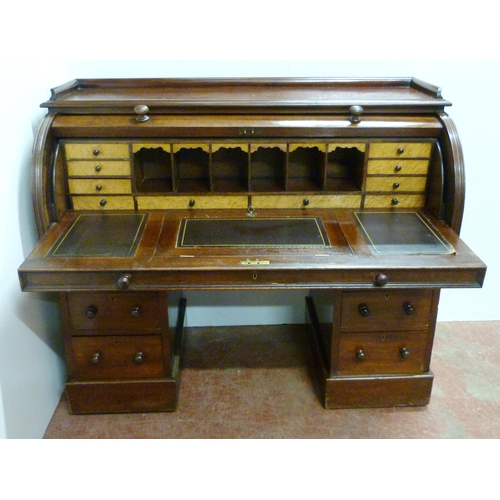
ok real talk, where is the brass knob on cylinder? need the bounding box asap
[348,105,364,123]
[134,105,150,122]
[117,274,131,290]
[90,352,101,365]
[400,347,410,359]
[356,349,366,361]
[375,273,388,287]
[358,303,371,317]
[134,352,145,364]
[85,306,98,319]
[130,306,142,318]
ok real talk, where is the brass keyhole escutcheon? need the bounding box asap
[253,272,258,280]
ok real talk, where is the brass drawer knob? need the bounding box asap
[90,352,101,365]
[397,147,405,154]
[93,149,100,156]
[96,184,103,191]
[189,199,196,207]
[303,198,310,206]
[356,349,366,361]
[394,165,402,172]
[348,105,363,123]
[99,199,107,206]
[134,105,150,122]
[130,306,142,318]
[391,198,399,206]
[393,182,400,189]
[85,306,98,319]
[358,303,371,317]
[134,351,145,364]
[117,274,131,290]
[400,347,410,359]
[95,165,101,172]
[403,302,415,315]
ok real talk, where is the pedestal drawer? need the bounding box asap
[337,331,428,375]
[67,292,161,331]
[340,289,433,332]
[71,335,165,379]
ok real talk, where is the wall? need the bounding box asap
[1,60,498,438]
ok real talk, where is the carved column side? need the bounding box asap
[438,112,465,234]
[31,113,56,238]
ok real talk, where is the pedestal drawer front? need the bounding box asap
[71,335,164,379]
[341,290,433,332]
[337,331,428,375]
[67,292,161,331]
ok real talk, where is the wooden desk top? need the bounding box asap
[18,209,485,292]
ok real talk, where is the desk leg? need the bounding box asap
[63,295,187,414]
[306,295,434,409]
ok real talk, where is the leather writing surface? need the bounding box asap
[49,213,147,257]
[354,211,454,255]
[177,217,330,248]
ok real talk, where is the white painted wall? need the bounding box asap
[1,59,498,437]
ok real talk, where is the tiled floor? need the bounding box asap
[44,321,500,438]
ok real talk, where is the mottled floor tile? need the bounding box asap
[44,322,500,439]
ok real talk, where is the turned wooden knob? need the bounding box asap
[134,351,145,364]
[90,352,101,365]
[403,302,415,315]
[358,303,371,317]
[356,349,366,361]
[400,347,410,359]
[85,306,98,319]
[130,306,142,318]
[117,274,131,289]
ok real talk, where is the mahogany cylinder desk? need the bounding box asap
[18,78,486,413]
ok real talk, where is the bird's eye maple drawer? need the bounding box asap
[70,335,165,379]
[67,292,162,331]
[368,142,433,159]
[337,330,428,375]
[64,142,130,160]
[340,289,434,332]
[66,160,132,177]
